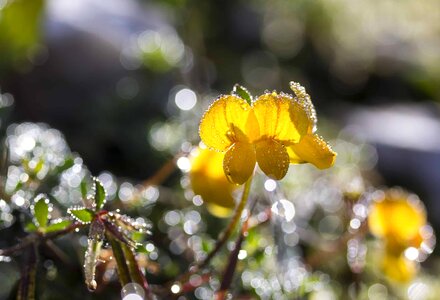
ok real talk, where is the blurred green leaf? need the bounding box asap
[25,222,37,233]
[45,219,72,233]
[232,84,253,105]
[135,244,149,254]
[0,0,44,67]
[67,207,94,224]
[131,231,145,242]
[55,157,75,174]
[32,194,49,228]
[33,159,44,175]
[80,180,88,199]
[93,177,106,211]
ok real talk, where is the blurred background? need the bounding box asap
[1,0,440,299]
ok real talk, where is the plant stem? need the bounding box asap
[0,222,84,257]
[107,234,131,287]
[17,243,37,300]
[199,176,253,269]
[163,176,253,296]
[141,153,182,188]
[215,224,247,300]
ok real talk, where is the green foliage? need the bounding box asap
[0,0,44,67]
[232,84,253,105]
[45,219,72,233]
[67,207,95,224]
[32,194,49,228]
[93,177,106,211]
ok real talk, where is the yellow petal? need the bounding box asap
[290,81,317,134]
[253,93,302,143]
[190,147,237,208]
[287,134,336,169]
[223,142,256,184]
[199,95,254,151]
[255,139,289,180]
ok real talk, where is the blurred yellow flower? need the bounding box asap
[199,82,336,184]
[189,147,237,217]
[368,189,426,248]
[368,189,433,282]
[381,252,417,283]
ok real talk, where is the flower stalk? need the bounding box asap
[199,175,253,269]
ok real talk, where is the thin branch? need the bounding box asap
[16,243,38,300]
[199,176,253,269]
[165,176,253,295]
[0,222,84,257]
[215,197,256,300]
[42,240,75,269]
[140,153,182,188]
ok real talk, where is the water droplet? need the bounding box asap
[271,199,295,221]
[87,279,97,291]
[121,283,145,300]
[0,255,12,262]
[238,250,247,260]
[404,247,419,261]
[171,283,181,294]
[177,157,191,172]
[349,218,361,230]
[175,88,197,111]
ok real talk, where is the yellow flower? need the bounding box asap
[381,252,417,282]
[368,189,432,282]
[189,146,237,217]
[199,82,336,184]
[368,189,426,248]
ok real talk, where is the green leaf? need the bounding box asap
[67,207,95,224]
[232,84,253,105]
[32,194,50,228]
[93,177,106,211]
[135,244,149,254]
[80,180,88,199]
[45,219,72,233]
[25,222,38,233]
[0,0,44,66]
[53,157,74,174]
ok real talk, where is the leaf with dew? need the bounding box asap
[45,219,72,233]
[93,177,106,211]
[232,84,253,105]
[32,194,50,228]
[135,244,149,254]
[67,207,94,224]
[102,218,136,248]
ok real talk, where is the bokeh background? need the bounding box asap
[1,0,440,299]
